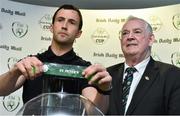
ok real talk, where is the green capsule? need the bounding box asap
[43,62,86,79]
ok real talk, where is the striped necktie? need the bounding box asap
[122,67,137,113]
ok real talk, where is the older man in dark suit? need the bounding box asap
[107,16,180,115]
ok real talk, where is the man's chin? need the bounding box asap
[125,51,137,56]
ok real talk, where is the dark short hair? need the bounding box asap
[52,4,83,30]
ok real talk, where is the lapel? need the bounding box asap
[126,57,159,114]
[110,63,124,114]
[116,64,124,114]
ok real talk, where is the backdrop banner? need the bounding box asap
[0,0,179,115]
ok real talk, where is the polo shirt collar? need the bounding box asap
[44,46,76,61]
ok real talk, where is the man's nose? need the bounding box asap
[62,21,68,30]
[127,32,134,40]
[128,32,134,37]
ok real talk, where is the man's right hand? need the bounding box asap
[14,56,43,80]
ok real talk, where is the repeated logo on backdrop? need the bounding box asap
[171,52,180,67]
[39,14,52,31]
[91,28,109,45]
[149,16,163,32]
[12,22,28,38]
[172,14,180,30]
[7,57,20,69]
[3,95,20,112]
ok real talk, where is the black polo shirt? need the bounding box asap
[22,46,91,103]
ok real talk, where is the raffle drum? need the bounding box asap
[16,93,103,115]
[16,63,104,115]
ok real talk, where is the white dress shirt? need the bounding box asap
[123,57,150,114]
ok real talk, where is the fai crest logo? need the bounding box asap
[172,14,180,30]
[171,52,180,67]
[12,22,28,38]
[7,57,19,69]
[3,95,20,112]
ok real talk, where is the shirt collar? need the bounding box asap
[124,56,150,75]
[44,46,76,61]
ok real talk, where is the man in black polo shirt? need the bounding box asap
[0,4,111,113]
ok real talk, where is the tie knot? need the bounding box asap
[125,67,137,74]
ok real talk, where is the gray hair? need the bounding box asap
[125,16,153,34]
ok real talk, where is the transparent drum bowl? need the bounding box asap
[16,92,104,115]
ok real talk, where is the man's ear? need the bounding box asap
[50,24,53,33]
[75,30,82,38]
[149,34,155,46]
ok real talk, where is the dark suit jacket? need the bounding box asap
[107,57,180,115]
